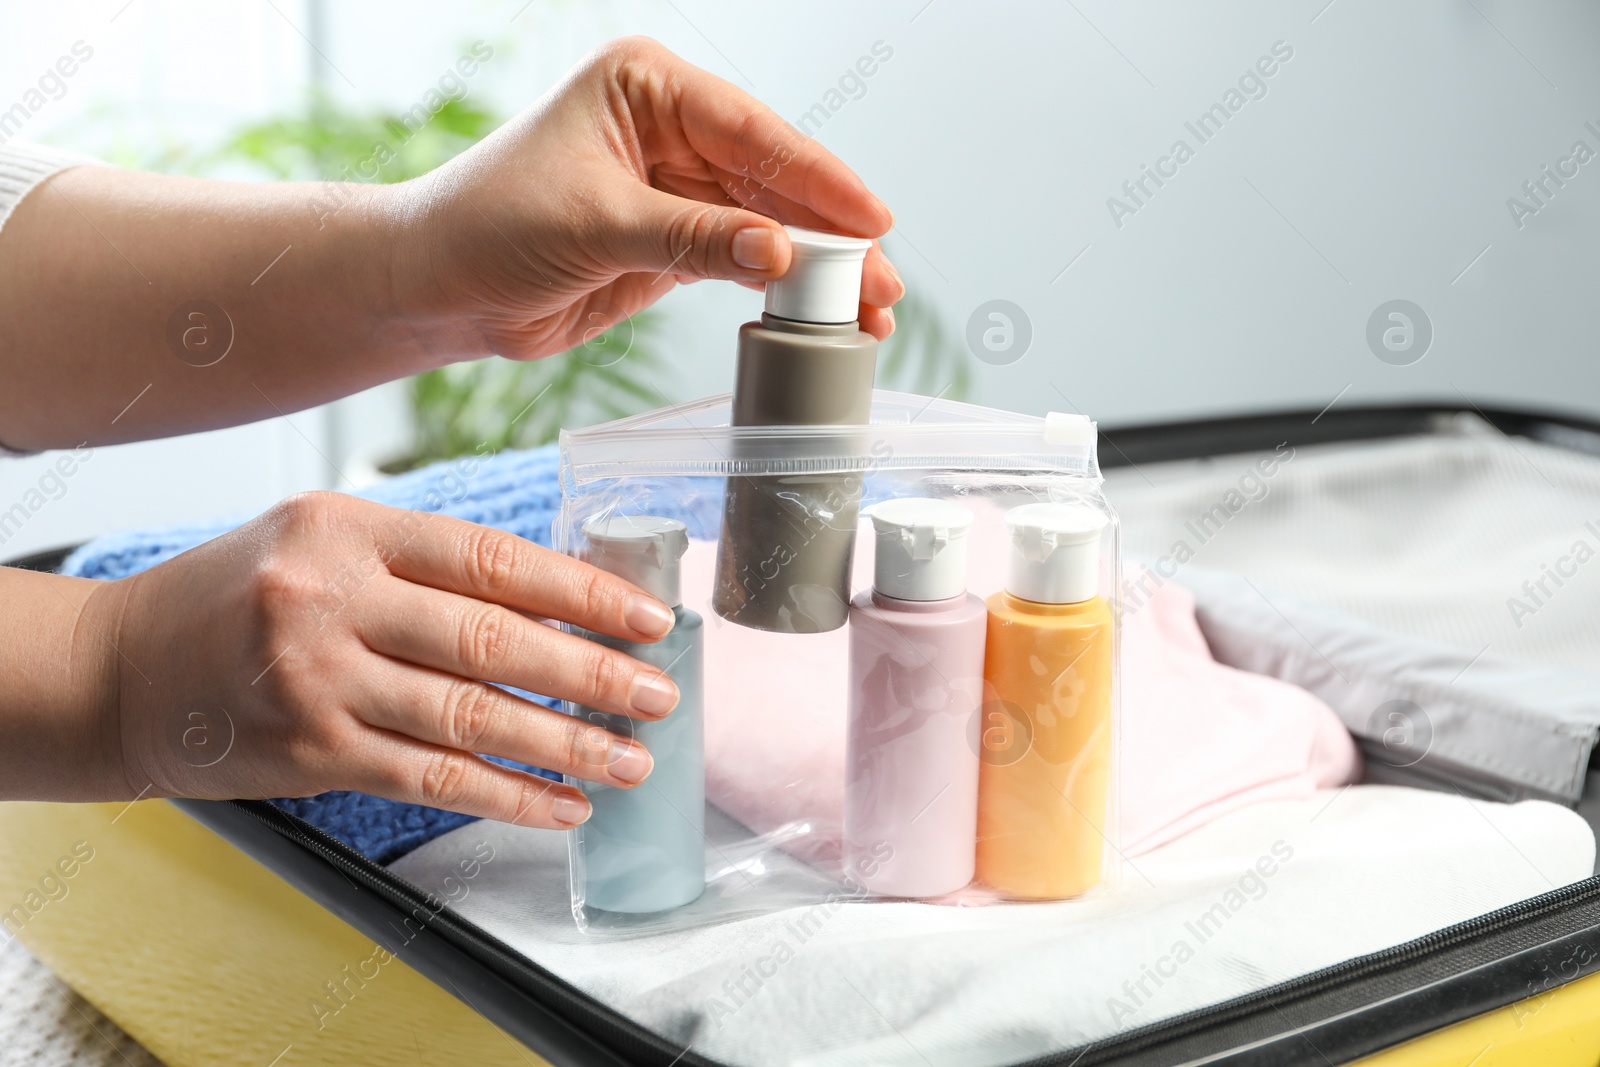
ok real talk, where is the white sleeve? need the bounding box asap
[0,141,100,232]
[0,141,103,456]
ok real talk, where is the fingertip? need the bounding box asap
[849,183,893,237]
[861,245,905,308]
[606,740,654,787]
[628,669,680,718]
[771,221,793,270]
[731,226,777,272]
[883,256,905,302]
[549,791,591,828]
[624,593,675,639]
[860,304,895,341]
[870,197,894,233]
[730,219,791,278]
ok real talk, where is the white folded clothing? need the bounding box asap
[390,786,1594,1067]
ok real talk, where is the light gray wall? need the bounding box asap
[4,0,1597,558]
[352,0,1599,427]
[602,0,1600,426]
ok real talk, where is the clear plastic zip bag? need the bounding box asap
[556,390,1122,933]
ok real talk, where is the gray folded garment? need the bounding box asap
[1176,563,1600,804]
[1106,421,1600,805]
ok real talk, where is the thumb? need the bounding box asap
[606,186,793,283]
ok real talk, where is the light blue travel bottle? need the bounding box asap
[575,515,705,913]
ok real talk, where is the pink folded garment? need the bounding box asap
[681,506,1360,873]
[1114,560,1362,854]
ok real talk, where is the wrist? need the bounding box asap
[0,569,131,801]
[369,175,493,368]
[78,575,137,798]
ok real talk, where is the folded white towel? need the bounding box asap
[390,785,1594,1067]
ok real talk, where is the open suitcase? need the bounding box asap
[4,399,1600,1067]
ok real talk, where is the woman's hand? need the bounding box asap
[0,36,900,450]
[394,35,904,358]
[83,492,683,829]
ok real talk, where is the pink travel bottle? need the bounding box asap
[844,497,987,897]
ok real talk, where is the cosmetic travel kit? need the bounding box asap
[558,228,1123,932]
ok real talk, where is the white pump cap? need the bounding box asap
[867,497,974,602]
[582,514,690,608]
[1005,502,1107,604]
[764,226,872,324]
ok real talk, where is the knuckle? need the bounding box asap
[596,35,662,69]
[574,564,616,625]
[273,697,358,784]
[465,529,521,596]
[667,205,725,278]
[460,604,516,671]
[581,643,620,704]
[251,558,320,620]
[442,681,496,751]
[610,35,656,58]
[265,490,341,538]
[418,750,473,808]
[281,719,338,778]
[250,493,361,626]
[728,111,764,164]
[511,775,557,821]
[566,718,612,773]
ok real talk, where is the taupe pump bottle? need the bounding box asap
[713,227,877,633]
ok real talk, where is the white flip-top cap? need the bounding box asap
[764,226,872,325]
[582,514,690,607]
[867,497,974,601]
[1005,502,1107,604]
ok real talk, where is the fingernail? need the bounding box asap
[629,670,680,717]
[608,740,653,785]
[732,227,778,271]
[551,794,590,827]
[625,594,675,638]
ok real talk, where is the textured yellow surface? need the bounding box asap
[0,799,540,1067]
[1352,966,1600,1067]
[3,798,1597,1066]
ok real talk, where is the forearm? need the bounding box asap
[0,567,127,800]
[0,166,474,451]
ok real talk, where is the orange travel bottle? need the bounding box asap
[976,502,1113,899]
